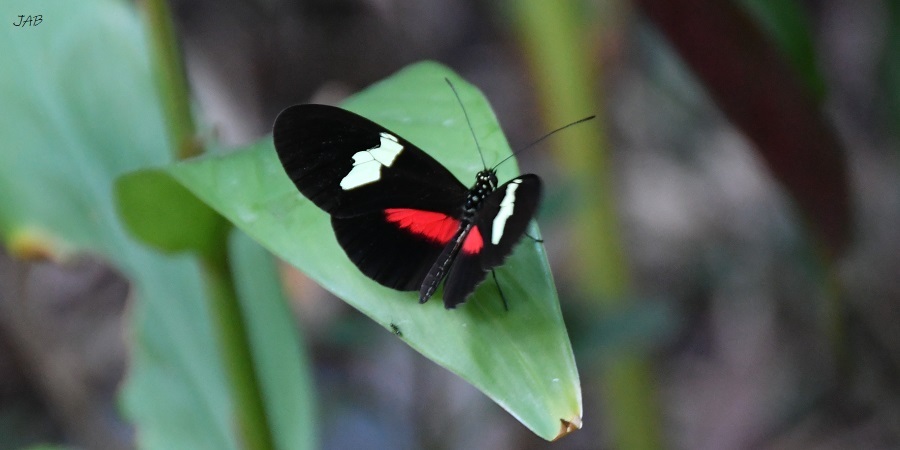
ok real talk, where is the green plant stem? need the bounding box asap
[142,1,274,448]
[143,0,200,160]
[509,1,662,448]
[200,247,276,450]
[821,252,849,382]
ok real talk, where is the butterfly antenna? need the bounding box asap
[446,78,488,169]
[492,115,596,170]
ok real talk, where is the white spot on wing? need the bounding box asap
[491,180,522,244]
[340,133,404,190]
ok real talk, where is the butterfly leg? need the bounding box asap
[491,270,509,311]
[524,231,543,243]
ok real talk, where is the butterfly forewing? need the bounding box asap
[273,104,467,217]
[274,104,474,295]
[476,175,542,269]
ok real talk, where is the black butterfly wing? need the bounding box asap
[273,104,467,217]
[330,213,444,290]
[441,251,486,309]
[440,175,542,308]
[477,175,542,269]
[273,104,472,293]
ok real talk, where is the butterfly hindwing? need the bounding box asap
[442,251,488,309]
[331,212,448,291]
[416,222,486,307]
[273,104,467,217]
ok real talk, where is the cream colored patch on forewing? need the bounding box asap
[491,180,522,244]
[339,132,404,190]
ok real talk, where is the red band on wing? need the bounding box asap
[384,208,459,244]
[462,226,483,255]
[384,208,483,255]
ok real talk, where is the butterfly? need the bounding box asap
[273,80,591,309]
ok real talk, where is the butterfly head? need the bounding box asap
[476,169,498,191]
[463,169,497,214]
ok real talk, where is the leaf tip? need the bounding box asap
[554,416,582,441]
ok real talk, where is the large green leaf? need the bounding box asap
[0,1,312,448]
[138,62,581,440]
[114,169,229,255]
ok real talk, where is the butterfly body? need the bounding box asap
[273,104,540,308]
